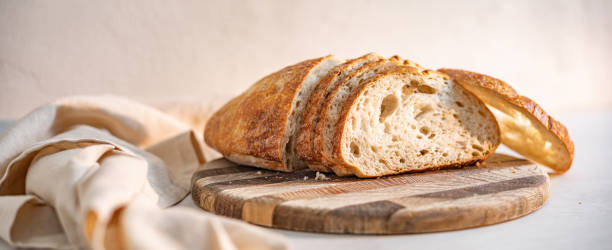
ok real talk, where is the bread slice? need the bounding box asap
[438,69,574,172]
[204,55,343,171]
[328,66,500,177]
[315,56,422,172]
[297,53,383,171]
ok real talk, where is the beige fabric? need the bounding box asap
[0,95,288,250]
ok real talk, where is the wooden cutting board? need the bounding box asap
[191,154,549,234]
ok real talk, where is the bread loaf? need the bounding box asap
[205,54,503,177]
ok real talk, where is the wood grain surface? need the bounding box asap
[191,154,549,234]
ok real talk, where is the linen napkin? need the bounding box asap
[0,95,289,250]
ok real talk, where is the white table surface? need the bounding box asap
[1,111,611,250]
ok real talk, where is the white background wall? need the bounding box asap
[1,0,610,119]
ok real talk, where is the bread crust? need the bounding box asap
[226,153,285,171]
[296,53,380,165]
[331,67,500,177]
[317,58,400,168]
[438,68,574,172]
[337,158,486,178]
[204,56,330,171]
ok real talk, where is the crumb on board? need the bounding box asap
[315,172,330,181]
[303,176,309,180]
[256,171,262,175]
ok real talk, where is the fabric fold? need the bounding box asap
[0,95,288,250]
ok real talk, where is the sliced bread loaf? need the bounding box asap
[298,53,383,171]
[205,54,503,177]
[328,66,500,177]
[204,55,343,171]
[438,69,574,172]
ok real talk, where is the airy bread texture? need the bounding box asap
[319,59,402,168]
[204,55,341,171]
[317,56,423,172]
[328,67,500,177]
[438,69,574,173]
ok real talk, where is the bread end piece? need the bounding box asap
[438,68,574,173]
[204,56,338,171]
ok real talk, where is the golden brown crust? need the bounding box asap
[389,55,423,69]
[226,153,286,171]
[296,53,379,165]
[438,69,519,99]
[294,67,338,163]
[204,56,330,171]
[307,163,333,173]
[438,68,574,172]
[351,158,487,178]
